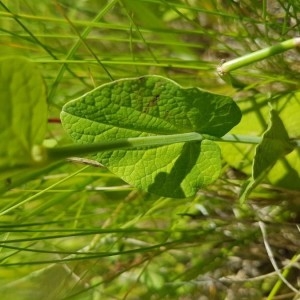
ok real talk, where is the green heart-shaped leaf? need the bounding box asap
[61,75,241,198]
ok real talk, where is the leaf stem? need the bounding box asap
[217,134,262,144]
[218,37,300,76]
[45,132,204,161]
[44,132,299,164]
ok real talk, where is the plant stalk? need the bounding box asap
[40,132,300,164]
[218,37,300,76]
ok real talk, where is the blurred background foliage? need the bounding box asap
[0,0,299,299]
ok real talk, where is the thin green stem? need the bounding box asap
[45,132,204,162]
[0,161,65,195]
[218,37,300,76]
[0,166,90,216]
[48,0,117,101]
[267,253,300,300]
[44,132,299,164]
[217,134,262,144]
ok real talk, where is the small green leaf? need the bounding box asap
[0,57,47,173]
[253,108,295,178]
[61,75,241,198]
[221,92,300,190]
[240,108,296,202]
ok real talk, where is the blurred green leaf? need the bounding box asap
[0,57,47,173]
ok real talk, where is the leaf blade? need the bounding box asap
[61,75,241,197]
[240,108,296,202]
